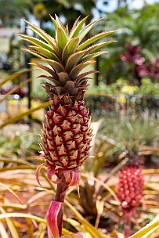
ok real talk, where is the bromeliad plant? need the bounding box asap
[20,15,116,237]
[117,154,144,238]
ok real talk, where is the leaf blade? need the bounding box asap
[23,20,57,50]
[78,30,117,51]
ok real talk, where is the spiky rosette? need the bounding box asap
[117,164,144,210]
[19,15,116,101]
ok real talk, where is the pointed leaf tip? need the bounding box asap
[36,163,45,186]
[63,169,81,186]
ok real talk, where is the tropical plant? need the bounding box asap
[19,15,116,237]
[117,159,144,238]
[0,11,159,238]
[96,113,159,237]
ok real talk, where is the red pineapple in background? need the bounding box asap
[117,164,144,210]
[117,152,144,238]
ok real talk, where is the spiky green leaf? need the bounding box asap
[76,70,96,82]
[22,48,44,59]
[30,63,59,80]
[65,24,69,36]
[78,18,103,42]
[69,61,95,78]
[23,20,57,51]
[62,37,80,63]
[56,27,68,49]
[81,41,116,56]
[76,77,92,87]
[44,59,65,73]
[78,30,117,51]
[38,75,60,86]
[69,16,88,39]
[19,34,54,52]
[29,46,58,60]
[50,16,68,49]
[81,51,108,62]
[54,14,65,29]
[65,51,85,72]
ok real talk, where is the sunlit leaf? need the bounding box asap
[0,221,9,238]
[0,101,51,129]
[78,30,117,51]
[65,200,106,238]
[0,78,31,104]
[0,213,46,224]
[69,16,88,39]
[0,208,20,238]
[78,18,103,42]
[23,20,57,50]
[0,69,30,87]
[130,218,159,238]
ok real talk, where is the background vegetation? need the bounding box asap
[0,0,159,237]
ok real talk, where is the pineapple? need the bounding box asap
[20,15,116,174]
[117,164,144,210]
[117,163,144,237]
[20,16,116,237]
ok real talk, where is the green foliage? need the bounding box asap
[99,113,159,154]
[0,125,41,158]
[86,79,159,117]
[0,0,106,27]
[97,3,159,82]
[0,0,32,26]
[140,78,159,96]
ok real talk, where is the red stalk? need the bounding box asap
[46,169,81,237]
[55,182,68,236]
[123,209,132,238]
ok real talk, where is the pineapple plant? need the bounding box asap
[20,15,116,237]
[117,155,144,238]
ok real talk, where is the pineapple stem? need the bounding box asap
[55,182,68,202]
[123,209,132,238]
[55,182,68,236]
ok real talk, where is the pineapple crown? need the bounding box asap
[20,15,116,100]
